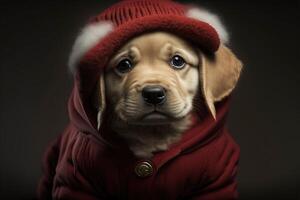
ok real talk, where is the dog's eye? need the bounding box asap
[170,55,186,69]
[116,59,133,74]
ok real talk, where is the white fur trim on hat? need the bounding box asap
[186,8,229,44]
[68,21,114,72]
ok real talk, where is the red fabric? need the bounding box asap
[37,83,240,199]
[94,0,186,26]
[83,0,220,70]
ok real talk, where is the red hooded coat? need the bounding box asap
[37,86,240,200]
[37,1,240,199]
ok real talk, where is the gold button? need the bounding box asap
[134,161,153,178]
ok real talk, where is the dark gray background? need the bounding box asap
[0,0,299,199]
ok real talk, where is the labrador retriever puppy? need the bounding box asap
[38,1,244,198]
[97,31,241,158]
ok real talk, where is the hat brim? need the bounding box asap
[81,14,220,70]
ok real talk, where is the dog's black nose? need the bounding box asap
[142,85,166,105]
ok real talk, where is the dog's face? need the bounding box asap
[105,32,200,126]
[95,32,242,157]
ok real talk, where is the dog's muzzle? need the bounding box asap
[142,85,166,105]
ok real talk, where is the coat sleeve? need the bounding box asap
[183,132,240,200]
[37,129,109,200]
[190,160,239,200]
[37,134,62,200]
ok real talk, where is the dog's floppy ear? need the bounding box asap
[200,45,243,119]
[95,73,106,130]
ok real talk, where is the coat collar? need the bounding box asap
[151,98,230,169]
[104,97,230,170]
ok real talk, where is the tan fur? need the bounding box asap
[96,32,242,158]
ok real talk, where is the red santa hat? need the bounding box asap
[68,0,229,73]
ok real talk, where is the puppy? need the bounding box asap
[97,31,241,158]
[38,1,243,199]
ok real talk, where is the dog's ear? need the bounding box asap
[200,45,243,119]
[94,73,106,130]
